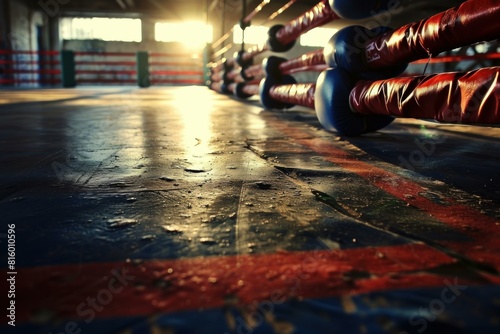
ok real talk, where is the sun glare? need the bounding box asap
[155,21,213,49]
[232,25,268,45]
[300,27,338,47]
[60,17,142,42]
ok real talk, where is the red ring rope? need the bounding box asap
[235,0,339,63]
[362,0,500,69]
[212,0,297,51]
[275,0,339,46]
[279,49,326,75]
[350,67,500,124]
[269,83,316,109]
[261,66,500,126]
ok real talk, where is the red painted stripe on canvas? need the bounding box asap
[17,244,457,322]
[267,118,500,269]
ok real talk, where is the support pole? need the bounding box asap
[137,51,150,88]
[203,43,213,85]
[60,50,76,88]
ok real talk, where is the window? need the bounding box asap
[233,25,268,45]
[155,22,213,49]
[300,28,338,47]
[60,18,142,42]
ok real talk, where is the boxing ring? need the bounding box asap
[1,0,500,333]
[0,50,204,87]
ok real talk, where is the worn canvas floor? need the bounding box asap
[1,86,499,334]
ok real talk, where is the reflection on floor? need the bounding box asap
[1,86,499,333]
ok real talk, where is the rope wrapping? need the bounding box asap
[240,44,268,63]
[364,0,500,69]
[241,64,266,81]
[275,0,339,46]
[269,83,316,109]
[279,49,326,74]
[242,0,271,24]
[350,67,500,124]
[238,83,260,97]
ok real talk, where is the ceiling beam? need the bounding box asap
[208,0,219,12]
[115,0,127,10]
[148,0,167,11]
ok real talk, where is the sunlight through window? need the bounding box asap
[299,27,338,47]
[60,18,142,42]
[155,22,213,49]
[233,25,268,45]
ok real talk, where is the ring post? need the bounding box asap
[60,50,76,88]
[203,43,212,86]
[137,51,150,88]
